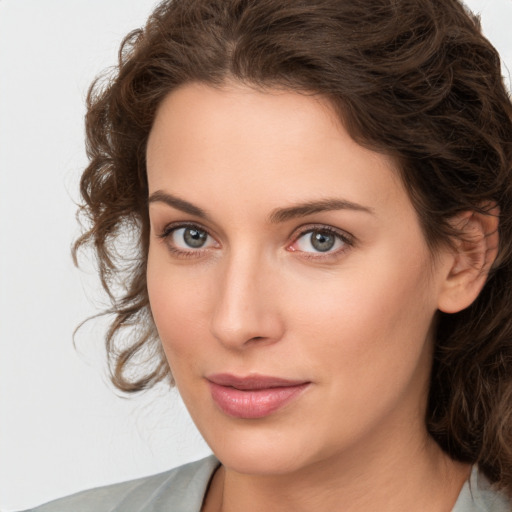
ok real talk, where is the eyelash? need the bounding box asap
[157,222,216,259]
[289,224,354,261]
[156,222,354,261]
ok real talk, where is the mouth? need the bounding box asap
[206,373,311,419]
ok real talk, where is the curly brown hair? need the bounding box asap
[74,0,512,495]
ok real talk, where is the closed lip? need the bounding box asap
[206,373,310,390]
[206,373,311,419]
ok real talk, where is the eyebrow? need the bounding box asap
[148,190,374,223]
[148,190,209,218]
[268,198,374,223]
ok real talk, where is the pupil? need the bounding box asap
[311,231,335,252]
[184,228,207,248]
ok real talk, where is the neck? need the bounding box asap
[203,428,471,512]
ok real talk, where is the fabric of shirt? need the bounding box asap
[23,456,511,512]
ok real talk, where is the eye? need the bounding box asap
[172,226,211,249]
[289,227,352,256]
[158,223,219,255]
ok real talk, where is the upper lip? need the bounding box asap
[206,373,310,390]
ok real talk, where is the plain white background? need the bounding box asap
[0,1,511,510]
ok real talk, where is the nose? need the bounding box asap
[209,249,285,350]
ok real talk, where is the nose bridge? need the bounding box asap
[210,244,282,348]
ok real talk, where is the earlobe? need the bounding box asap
[437,206,500,314]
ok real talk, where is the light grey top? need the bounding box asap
[24,456,510,512]
[452,466,511,512]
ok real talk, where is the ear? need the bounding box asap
[437,205,499,314]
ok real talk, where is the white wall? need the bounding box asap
[0,1,511,510]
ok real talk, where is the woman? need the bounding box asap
[26,0,512,510]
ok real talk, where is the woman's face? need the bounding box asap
[146,82,453,475]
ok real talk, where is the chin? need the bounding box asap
[199,419,320,476]
[215,444,311,476]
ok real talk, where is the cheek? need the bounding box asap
[146,251,212,372]
[279,255,437,446]
[284,250,437,383]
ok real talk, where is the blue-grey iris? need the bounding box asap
[311,231,335,252]
[184,227,208,248]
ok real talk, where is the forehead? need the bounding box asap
[146,82,408,220]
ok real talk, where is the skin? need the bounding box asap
[146,82,475,512]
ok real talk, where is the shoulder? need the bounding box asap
[452,466,511,512]
[22,455,220,512]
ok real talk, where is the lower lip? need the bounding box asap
[208,382,310,419]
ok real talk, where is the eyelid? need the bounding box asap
[158,221,215,240]
[287,224,355,257]
[290,223,354,243]
[155,220,354,260]
[157,221,220,257]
